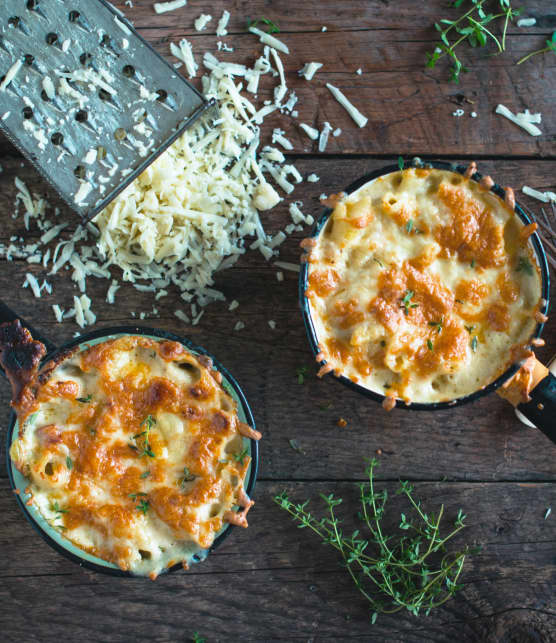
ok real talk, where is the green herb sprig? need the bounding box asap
[516,256,533,275]
[76,394,92,403]
[400,290,418,315]
[129,415,156,458]
[296,366,309,384]
[426,0,522,83]
[247,17,280,33]
[233,447,250,465]
[518,31,556,65]
[274,459,476,621]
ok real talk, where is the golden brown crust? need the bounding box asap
[0,320,46,413]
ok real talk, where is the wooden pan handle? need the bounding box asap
[497,355,556,445]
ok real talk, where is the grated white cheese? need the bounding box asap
[453,109,465,117]
[268,320,276,329]
[216,10,230,37]
[154,0,187,14]
[319,122,332,152]
[170,39,198,78]
[298,62,323,81]
[106,280,120,304]
[174,310,190,324]
[52,304,64,323]
[276,271,284,281]
[195,14,212,31]
[24,273,41,298]
[300,123,319,141]
[272,128,294,150]
[517,18,536,27]
[249,27,289,55]
[356,68,362,75]
[326,83,368,128]
[0,59,23,92]
[495,104,542,136]
[234,321,245,331]
[228,300,239,311]
[522,186,556,203]
[307,173,320,183]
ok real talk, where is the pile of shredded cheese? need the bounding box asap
[4,5,370,331]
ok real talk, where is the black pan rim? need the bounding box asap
[6,324,259,577]
[299,158,551,411]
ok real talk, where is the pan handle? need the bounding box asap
[0,300,57,360]
[517,373,556,445]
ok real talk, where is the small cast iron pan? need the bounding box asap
[299,160,555,445]
[0,301,259,576]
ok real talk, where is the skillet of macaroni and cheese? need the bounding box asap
[303,166,546,407]
[1,325,260,578]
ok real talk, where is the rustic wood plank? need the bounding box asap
[1,2,555,157]
[0,479,554,641]
[0,157,555,482]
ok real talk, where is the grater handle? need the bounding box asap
[0,301,57,368]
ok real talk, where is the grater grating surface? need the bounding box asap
[0,0,214,222]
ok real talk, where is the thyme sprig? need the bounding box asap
[274,459,476,621]
[518,31,556,65]
[426,0,522,83]
[129,415,156,458]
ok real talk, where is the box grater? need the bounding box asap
[0,0,215,222]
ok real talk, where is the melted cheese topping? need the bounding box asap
[306,168,543,404]
[10,336,253,577]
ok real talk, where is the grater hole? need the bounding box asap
[46,33,59,46]
[41,90,50,102]
[100,34,112,48]
[74,165,86,180]
[75,109,88,123]
[122,65,135,78]
[8,17,21,28]
[51,132,64,146]
[99,89,111,102]
[79,53,92,67]
[156,89,168,102]
[22,106,33,120]
[114,128,126,141]
[69,10,80,22]
[24,54,34,66]
[26,0,39,9]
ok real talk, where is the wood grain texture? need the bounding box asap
[0,478,554,642]
[0,1,555,641]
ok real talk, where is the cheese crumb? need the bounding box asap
[195,14,212,31]
[216,10,231,36]
[307,174,320,183]
[326,83,368,128]
[154,0,187,14]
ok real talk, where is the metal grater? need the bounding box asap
[0,0,215,222]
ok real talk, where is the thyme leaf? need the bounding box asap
[274,459,475,621]
[76,394,92,403]
[400,290,418,315]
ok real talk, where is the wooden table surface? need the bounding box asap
[1,1,555,641]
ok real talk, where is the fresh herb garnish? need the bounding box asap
[516,256,534,275]
[464,325,475,334]
[130,416,157,458]
[405,219,414,233]
[320,402,333,411]
[471,336,478,352]
[66,456,73,470]
[136,499,149,514]
[427,339,434,351]
[428,318,444,334]
[50,501,68,515]
[373,257,383,268]
[289,439,306,455]
[425,0,522,83]
[233,447,250,465]
[140,471,150,479]
[26,412,38,426]
[76,394,92,403]
[470,259,475,269]
[247,17,280,33]
[518,31,556,65]
[274,459,475,621]
[296,366,309,384]
[178,467,196,487]
[398,156,404,171]
[192,634,206,643]
[400,290,418,315]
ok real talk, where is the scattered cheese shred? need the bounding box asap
[170,39,198,78]
[195,14,212,31]
[522,186,556,203]
[249,26,289,55]
[154,0,187,14]
[0,59,23,92]
[216,10,230,37]
[495,104,542,136]
[298,62,323,80]
[326,83,368,128]
[300,123,319,141]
